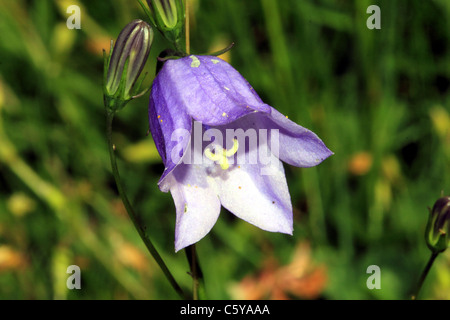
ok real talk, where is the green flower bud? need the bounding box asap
[425,196,450,253]
[143,0,184,43]
[104,20,153,111]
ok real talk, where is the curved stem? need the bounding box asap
[412,252,439,300]
[180,0,205,300]
[106,110,189,300]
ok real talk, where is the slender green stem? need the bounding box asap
[185,244,204,300]
[412,252,439,300]
[106,110,189,300]
[185,0,190,55]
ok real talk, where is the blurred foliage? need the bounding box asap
[0,0,449,300]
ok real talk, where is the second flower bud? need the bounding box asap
[144,0,184,45]
[104,19,153,111]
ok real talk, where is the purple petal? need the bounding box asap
[148,72,192,190]
[216,161,293,235]
[168,163,221,252]
[211,116,293,234]
[157,55,270,126]
[261,107,333,167]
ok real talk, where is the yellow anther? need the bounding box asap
[204,139,239,170]
[225,139,239,157]
[220,160,230,170]
[204,148,221,161]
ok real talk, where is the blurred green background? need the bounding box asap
[0,0,449,300]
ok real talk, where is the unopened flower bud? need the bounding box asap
[425,196,450,253]
[145,0,184,43]
[104,20,153,110]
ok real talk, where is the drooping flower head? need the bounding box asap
[148,55,333,252]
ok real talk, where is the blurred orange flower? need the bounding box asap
[0,246,27,272]
[230,242,327,300]
[348,151,373,176]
